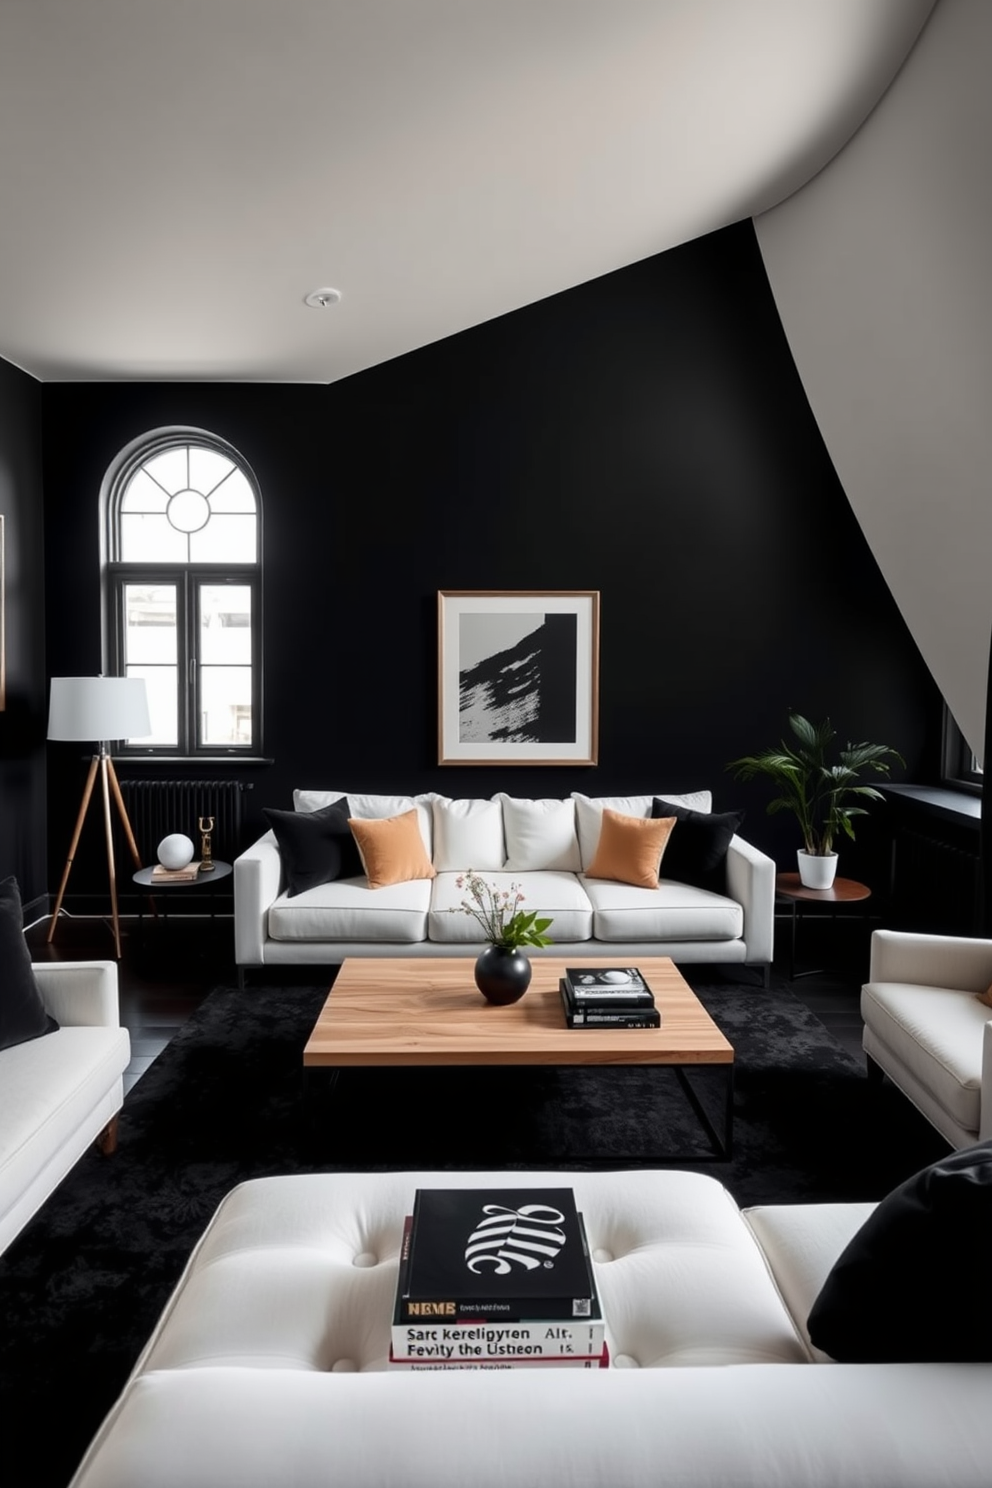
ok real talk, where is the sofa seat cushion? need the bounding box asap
[428,872,593,944]
[0,1026,131,1223]
[743,1202,877,1362]
[580,876,744,944]
[267,879,432,944]
[861,979,986,1135]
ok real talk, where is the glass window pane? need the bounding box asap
[142,447,189,495]
[121,513,188,562]
[189,514,257,563]
[205,468,256,512]
[200,585,252,665]
[127,664,178,746]
[200,666,252,747]
[123,584,177,664]
[120,468,170,513]
[188,446,235,496]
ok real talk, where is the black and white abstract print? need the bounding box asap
[458,610,577,744]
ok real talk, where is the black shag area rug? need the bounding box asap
[1,971,948,1488]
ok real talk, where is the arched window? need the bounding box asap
[103,428,261,757]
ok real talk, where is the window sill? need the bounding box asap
[880,783,981,823]
[113,756,274,767]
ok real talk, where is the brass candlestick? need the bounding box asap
[198,815,216,871]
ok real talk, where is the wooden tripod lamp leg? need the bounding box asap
[47,755,100,944]
[99,755,123,960]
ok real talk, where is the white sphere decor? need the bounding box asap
[158,833,195,870]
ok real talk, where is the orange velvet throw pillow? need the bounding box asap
[585,808,676,889]
[976,984,992,1009]
[348,810,436,890]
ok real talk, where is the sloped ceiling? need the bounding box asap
[0,0,934,383]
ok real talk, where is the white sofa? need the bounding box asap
[234,789,776,985]
[0,960,131,1257]
[862,928,992,1149]
[67,1166,992,1488]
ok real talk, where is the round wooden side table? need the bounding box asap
[775,872,871,980]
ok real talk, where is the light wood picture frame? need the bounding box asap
[438,590,600,765]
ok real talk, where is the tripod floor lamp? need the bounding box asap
[47,675,152,959]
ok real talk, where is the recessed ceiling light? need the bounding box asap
[304,288,342,308]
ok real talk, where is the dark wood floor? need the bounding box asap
[26,900,871,1095]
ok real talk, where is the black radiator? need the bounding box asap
[115,778,252,868]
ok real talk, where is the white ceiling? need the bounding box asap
[0,0,935,385]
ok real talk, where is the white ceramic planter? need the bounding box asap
[797,850,838,890]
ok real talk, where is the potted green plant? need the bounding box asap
[727,711,904,889]
[452,870,554,1004]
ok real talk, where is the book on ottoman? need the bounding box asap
[560,980,661,1029]
[562,966,655,1006]
[395,1188,600,1326]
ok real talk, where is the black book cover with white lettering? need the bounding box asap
[399,1188,598,1322]
[560,981,661,1028]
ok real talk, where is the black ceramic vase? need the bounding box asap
[474,944,532,1005]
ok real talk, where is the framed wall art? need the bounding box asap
[438,590,600,765]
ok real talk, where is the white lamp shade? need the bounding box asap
[48,676,152,743]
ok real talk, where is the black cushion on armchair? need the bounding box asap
[807,1140,992,1362]
[0,876,58,1052]
[263,797,364,897]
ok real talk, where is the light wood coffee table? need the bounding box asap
[303,956,735,1159]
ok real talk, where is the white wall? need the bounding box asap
[754,0,992,762]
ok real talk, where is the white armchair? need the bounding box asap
[862,929,992,1150]
[0,960,131,1256]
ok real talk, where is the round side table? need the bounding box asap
[775,872,871,980]
[133,861,233,922]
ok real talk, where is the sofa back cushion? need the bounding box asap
[496,794,582,872]
[0,876,58,1052]
[572,791,713,870]
[293,789,433,858]
[430,797,505,872]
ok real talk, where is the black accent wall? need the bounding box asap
[0,355,46,912]
[37,219,942,900]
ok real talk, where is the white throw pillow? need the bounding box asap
[431,797,505,872]
[571,791,713,869]
[292,790,432,857]
[496,794,582,872]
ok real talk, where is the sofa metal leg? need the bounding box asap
[865,1053,884,1085]
[237,966,245,991]
[763,963,771,988]
[96,1115,119,1156]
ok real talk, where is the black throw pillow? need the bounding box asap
[263,797,364,897]
[807,1140,992,1362]
[651,798,745,892]
[0,876,59,1052]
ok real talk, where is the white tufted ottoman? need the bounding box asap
[69,1168,992,1488]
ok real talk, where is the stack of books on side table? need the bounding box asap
[559,966,660,1028]
[150,860,202,882]
[389,1188,608,1370]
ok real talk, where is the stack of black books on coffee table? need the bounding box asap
[559,966,660,1028]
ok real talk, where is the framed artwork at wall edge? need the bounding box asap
[438,590,600,766]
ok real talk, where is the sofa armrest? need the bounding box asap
[868,929,992,991]
[981,1020,992,1143]
[724,836,775,967]
[32,960,120,1028]
[234,831,284,967]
